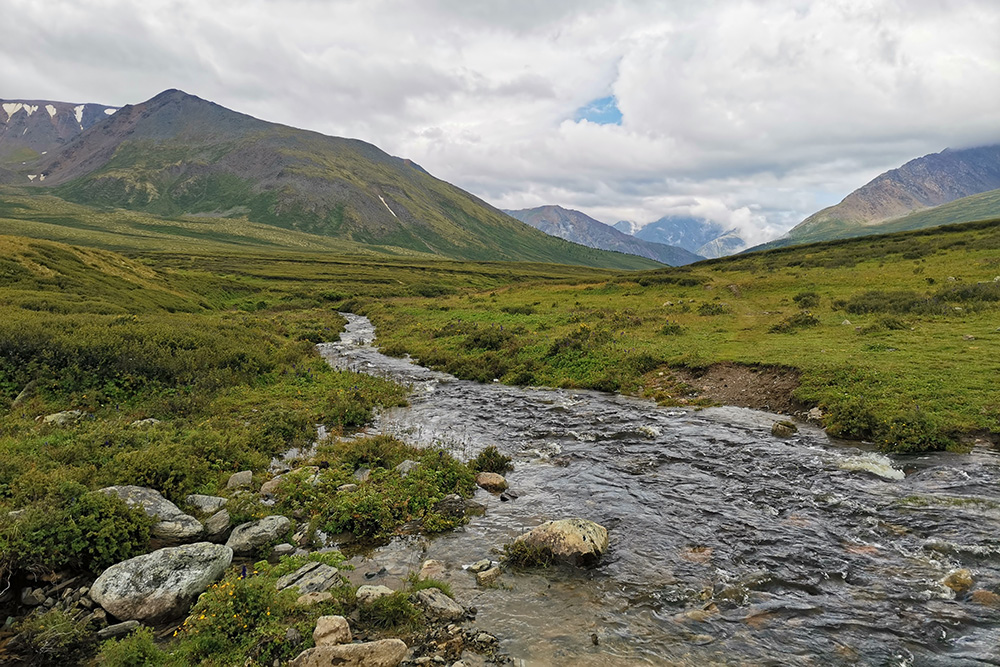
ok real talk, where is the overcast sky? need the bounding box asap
[5,0,1000,243]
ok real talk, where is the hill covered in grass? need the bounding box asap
[11,90,658,269]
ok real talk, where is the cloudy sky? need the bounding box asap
[5,0,1000,243]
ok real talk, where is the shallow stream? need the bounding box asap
[316,314,1000,666]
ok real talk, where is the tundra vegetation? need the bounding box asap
[0,189,998,662]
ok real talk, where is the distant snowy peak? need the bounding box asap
[612,220,641,236]
[616,215,746,258]
[0,99,119,164]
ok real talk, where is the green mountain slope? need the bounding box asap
[784,143,1000,245]
[19,90,657,269]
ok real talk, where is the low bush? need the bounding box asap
[469,445,513,474]
[697,302,731,316]
[501,540,556,568]
[97,626,167,667]
[769,312,820,333]
[792,291,820,309]
[358,591,421,630]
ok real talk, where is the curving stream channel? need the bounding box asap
[317,314,1000,666]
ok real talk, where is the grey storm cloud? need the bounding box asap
[4,0,1000,243]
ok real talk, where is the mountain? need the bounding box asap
[0,99,119,164]
[615,215,747,259]
[505,205,702,266]
[786,143,1000,244]
[12,89,658,269]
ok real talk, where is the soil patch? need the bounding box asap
[647,363,809,415]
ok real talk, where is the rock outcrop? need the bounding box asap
[90,542,232,622]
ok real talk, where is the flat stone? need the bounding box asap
[227,470,253,490]
[353,468,371,483]
[90,543,232,622]
[272,543,296,558]
[313,614,352,646]
[297,591,334,606]
[100,486,202,542]
[97,620,140,640]
[412,587,464,621]
[21,588,46,606]
[226,515,291,555]
[289,638,407,667]
[130,418,160,427]
[468,559,492,574]
[475,472,508,492]
[337,483,358,493]
[39,410,85,426]
[419,559,445,580]
[355,584,394,604]
[186,494,227,514]
[275,561,340,594]
[476,567,502,587]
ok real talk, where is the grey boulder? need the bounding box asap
[226,515,291,555]
[90,543,232,622]
[100,486,203,542]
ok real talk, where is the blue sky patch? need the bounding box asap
[573,95,622,125]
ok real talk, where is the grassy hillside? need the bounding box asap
[18,90,659,269]
[360,218,1000,453]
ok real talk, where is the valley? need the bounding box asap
[1,87,999,666]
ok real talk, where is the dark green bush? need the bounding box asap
[0,485,152,578]
[469,445,513,474]
[792,291,820,309]
[770,312,820,333]
[659,321,685,336]
[697,302,731,316]
[97,626,166,667]
[358,591,420,630]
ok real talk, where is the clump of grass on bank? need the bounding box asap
[273,435,477,541]
[365,219,1000,453]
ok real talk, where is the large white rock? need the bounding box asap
[100,486,203,542]
[225,515,291,555]
[289,639,407,667]
[313,615,352,646]
[90,542,232,622]
[514,518,609,566]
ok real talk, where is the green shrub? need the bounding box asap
[501,540,556,568]
[659,321,685,336]
[8,608,92,664]
[769,312,820,333]
[97,626,167,667]
[697,302,731,316]
[792,291,820,309]
[469,445,513,474]
[358,591,420,630]
[0,485,152,578]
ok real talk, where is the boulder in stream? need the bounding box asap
[513,518,609,567]
[771,420,798,437]
[475,472,508,492]
[413,587,465,621]
[90,542,232,622]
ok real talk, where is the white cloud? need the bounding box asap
[3,0,999,240]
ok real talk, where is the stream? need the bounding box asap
[316,314,1000,666]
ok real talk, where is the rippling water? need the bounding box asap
[318,314,1000,666]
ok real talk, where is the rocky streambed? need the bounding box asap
[316,313,1000,666]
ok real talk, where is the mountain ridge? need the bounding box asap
[787,143,1000,243]
[13,89,659,269]
[505,205,702,266]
